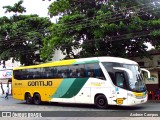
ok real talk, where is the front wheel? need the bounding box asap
[95,95,108,109]
[33,93,41,105]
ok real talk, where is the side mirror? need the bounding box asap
[141,68,150,78]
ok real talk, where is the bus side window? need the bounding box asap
[14,70,21,80]
[20,70,25,79]
[69,65,78,78]
[77,65,85,78]
[85,64,94,77]
[78,68,85,77]
[53,67,58,78]
[61,66,69,78]
[95,68,105,80]
[33,74,40,79]
[70,68,77,78]
[40,68,47,79]
[88,71,94,77]
[32,68,41,79]
[94,63,105,80]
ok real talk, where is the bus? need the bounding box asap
[12,57,150,109]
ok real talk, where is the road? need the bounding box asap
[0,96,160,120]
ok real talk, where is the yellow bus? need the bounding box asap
[12,57,150,109]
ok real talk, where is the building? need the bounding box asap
[51,49,66,61]
[130,50,160,92]
[0,59,20,96]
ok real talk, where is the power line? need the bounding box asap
[45,3,160,34]
[0,2,159,42]
[0,8,159,47]
[52,27,160,50]
[51,9,160,35]
[0,29,158,59]
[52,1,158,27]
[0,1,158,36]
[2,1,152,37]
[0,2,159,46]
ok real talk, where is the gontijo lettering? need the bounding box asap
[28,81,52,86]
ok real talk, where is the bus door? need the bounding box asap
[113,71,128,105]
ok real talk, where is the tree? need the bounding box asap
[41,0,160,61]
[3,0,26,14]
[0,0,52,65]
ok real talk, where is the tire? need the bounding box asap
[25,93,32,104]
[33,93,41,105]
[95,95,108,109]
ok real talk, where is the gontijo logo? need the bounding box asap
[114,98,126,105]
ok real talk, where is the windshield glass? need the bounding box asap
[102,62,146,92]
[122,64,146,92]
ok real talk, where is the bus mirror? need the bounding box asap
[141,68,150,78]
[113,67,133,79]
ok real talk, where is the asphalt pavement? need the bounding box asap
[0,96,160,120]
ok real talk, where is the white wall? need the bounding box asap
[130,54,160,85]
[51,48,82,61]
[144,71,158,84]
[5,59,21,67]
[52,49,66,61]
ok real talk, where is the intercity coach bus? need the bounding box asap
[12,57,150,109]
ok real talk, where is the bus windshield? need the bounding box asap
[122,64,146,92]
[102,62,146,92]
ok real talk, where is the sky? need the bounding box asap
[0,0,53,18]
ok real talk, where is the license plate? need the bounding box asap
[141,100,144,103]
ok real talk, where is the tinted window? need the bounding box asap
[13,63,105,80]
[77,65,85,78]
[102,62,115,82]
[85,63,105,80]
[69,65,79,78]
[57,66,69,78]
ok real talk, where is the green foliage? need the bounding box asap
[48,0,70,17]
[3,0,26,14]
[0,0,52,65]
[41,0,160,61]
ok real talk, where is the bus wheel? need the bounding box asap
[25,93,32,104]
[33,93,41,105]
[95,95,108,109]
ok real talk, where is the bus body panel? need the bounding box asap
[12,79,148,106]
[12,56,148,107]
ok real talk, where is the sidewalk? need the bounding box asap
[0,94,12,98]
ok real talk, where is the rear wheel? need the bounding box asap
[95,95,108,109]
[25,93,32,104]
[33,93,41,105]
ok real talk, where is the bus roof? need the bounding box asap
[13,56,137,70]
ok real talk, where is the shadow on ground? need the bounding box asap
[16,100,146,111]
